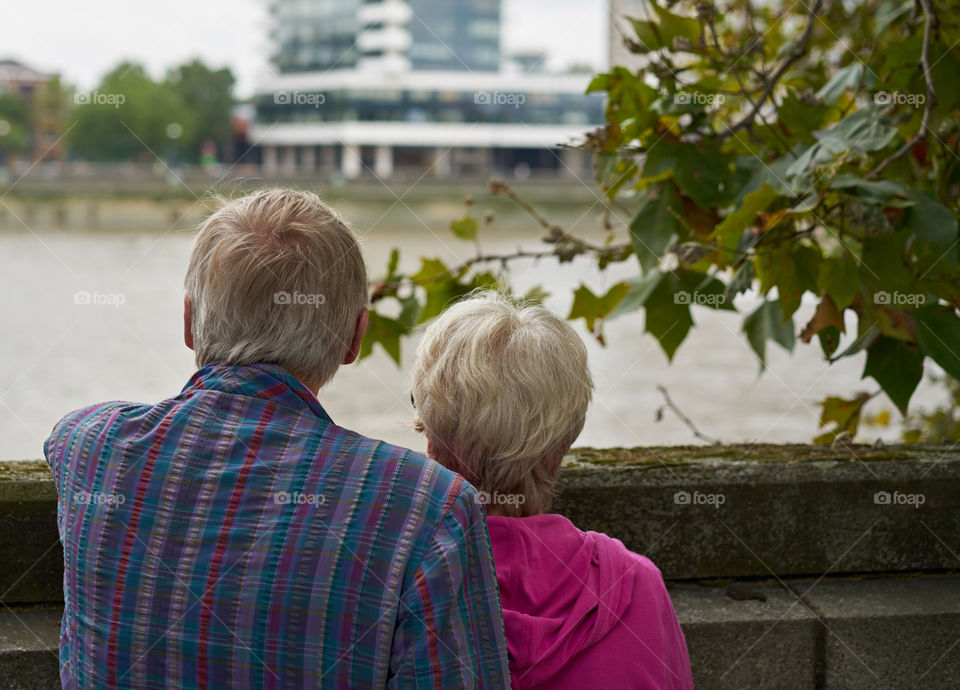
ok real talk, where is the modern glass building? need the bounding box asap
[253,0,602,178]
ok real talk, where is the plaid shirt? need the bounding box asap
[44,363,510,689]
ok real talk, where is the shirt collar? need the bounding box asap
[182,362,332,422]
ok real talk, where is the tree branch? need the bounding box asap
[656,385,720,444]
[723,0,824,136]
[865,0,938,179]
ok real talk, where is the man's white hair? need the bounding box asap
[185,189,367,388]
[411,291,593,515]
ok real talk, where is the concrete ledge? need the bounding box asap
[0,462,60,605]
[0,606,61,690]
[671,582,820,688]
[806,576,960,688]
[4,445,960,602]
[554,444,960,579]
[5,577,958,688]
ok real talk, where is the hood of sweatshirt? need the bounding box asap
[486,513,642,688]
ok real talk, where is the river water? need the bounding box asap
[0,194,943,461]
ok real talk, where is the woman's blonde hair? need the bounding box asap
[185,189,367,387]
[411,291,593,516]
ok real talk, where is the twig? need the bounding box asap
[866,0,938,178]
[488,178,555,232]
[724,0,824,136]
[488,178,624,253]
[656,385,721,444]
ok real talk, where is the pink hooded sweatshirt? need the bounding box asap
[486,513,694,689]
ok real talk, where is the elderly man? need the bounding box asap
[44,190,510,689]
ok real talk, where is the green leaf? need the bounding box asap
[385,248,400,280]
[522,285,550,304]
[816,63,870,106]
[863,337,923,414]
[410,258,452,286]
[743,299,795,371]
[777,90,832,140]
[832,323,880,362]
[449,216,479,241]
[908,193,960,272]
[817,326,842,358]
[814,393,869,443]
[724,261,755,303]
[359,311,405,365]
[818,108,898,155]
[568,283,630,337]
[609,270,665,319]
[860,228,917,297]
[419,282,471,324]
[397,295,421,329]
[874,0,913,36]
[642,140,744,210]
[817,255,860,310]
[829,174,909,204]
[643,273,693,360]
[629,4,699,52]
[675,143,741,210]
[712,183,777,246]
[629,185,682,272]
[915,306,960,381]
[756,244,820,322]
[677,271,735,311]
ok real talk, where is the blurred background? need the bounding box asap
[0,0,945,460]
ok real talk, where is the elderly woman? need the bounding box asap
[411,292,694,690]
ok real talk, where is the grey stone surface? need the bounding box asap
[0,606,61,689]
[5,446,960,601]
[5,577,960,689]
[0,462,62,605]
[553,445,960,579]
[804,576,960,689]
[671,583,820,689]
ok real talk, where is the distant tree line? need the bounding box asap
[0,58,236,165]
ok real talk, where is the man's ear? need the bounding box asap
[183,293,195,351]
[342,308,369,365]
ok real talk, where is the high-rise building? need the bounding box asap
[251,0,601,179]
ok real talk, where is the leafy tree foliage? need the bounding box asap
[166,60,236,162]
[0,92,30,159]
[365,0,960,442]
[68,59,235,163]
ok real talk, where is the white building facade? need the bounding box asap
[251,0,602,179]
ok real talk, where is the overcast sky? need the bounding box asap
[2,0,608,98]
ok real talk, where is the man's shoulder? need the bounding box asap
[45,400,145,450]
[342,426,471,498]
[328,425,479,522]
